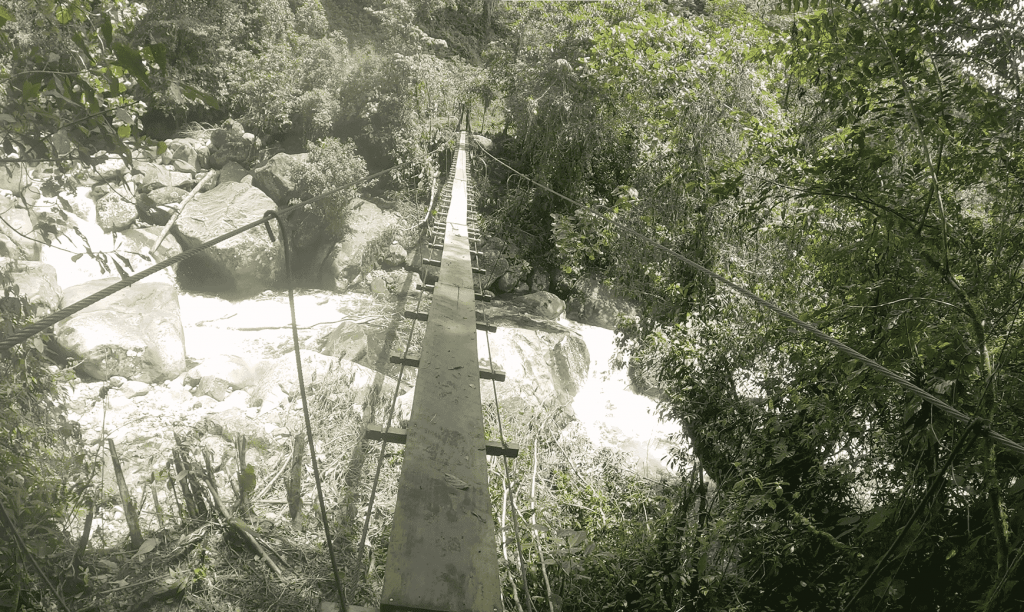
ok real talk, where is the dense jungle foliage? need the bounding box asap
[3,0,1024,610]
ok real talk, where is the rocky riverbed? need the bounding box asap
[2,119,680,545]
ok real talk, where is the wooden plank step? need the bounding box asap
[364,424,519,458]
[390,353,505,381]
[421,258,486,274]
[417,284,491,302]
[403,310,497,333]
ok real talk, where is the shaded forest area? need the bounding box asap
[3,0,1024,610]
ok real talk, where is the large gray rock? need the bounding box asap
[209,121,257,169]
[253,153,307,205]
[95,191,138,231]
[138,186,188,225]
[186,354,255,401]
[173,182,284,296]
[318,320,386,366]
[0,195,41,260]
[319,199,398,290]
[54,279,187,382]
[253,350,410,406]
[566,275,638,330]
[0,258,61,315]
[119,227,183,264]
[114,226,183,281]
[474,302,589,414]
[476,236,519,291]
[516,291,565,320]
[166,139,199,168]
[216,162,251,185]
[472,134,494,152]
[496,270,521,294]
[132,162,172,193]
[91,156,129,182]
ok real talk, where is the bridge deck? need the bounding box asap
[380,132,502,612]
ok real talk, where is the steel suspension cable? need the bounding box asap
[474,146,1024,459]
[351,284,425,596]
[263,211,348,611]
[463,148,537,610]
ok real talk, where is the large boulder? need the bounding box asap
[90,156,130,183]
[253,350,410,407]
[166,139,199,168]
[319,199,399,290]
[173,182,284,296]
[476,236,518,291]
[318,320,386,366]
[115,226,183,279]
[515,291,565,320]
[54,279,187,383]
[253,153,307,206]
[0,194,42,260]
[119,226,183,263]
[0,259,61,315]
[132,162,172,193]
[138,186,188,226]
[472,134,494,152]
[566,275,638,330]
[95,191,138,231]
[216,162,251,185]
[185,354,255,401]
[209,120,258,169]
[474,302,589,414]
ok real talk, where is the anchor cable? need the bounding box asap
[474,146,1024,459]
[263,211,348,611]
[465,143,537,611]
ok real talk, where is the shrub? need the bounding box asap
[0,268,83,610]
[291,138,368,243]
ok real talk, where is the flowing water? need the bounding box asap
[177,290,681,478]
[565,322,680,478]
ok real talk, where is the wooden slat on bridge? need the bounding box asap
[380,132,503,612]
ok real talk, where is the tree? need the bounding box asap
[0,0,177,165]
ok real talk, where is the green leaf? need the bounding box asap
[239,465,257,496]
[0,6,12,26]
[112,43,150,89]
[100,13,113,48]
[21,79,42,102]
[117,125,131,138]
[181,84,220,110]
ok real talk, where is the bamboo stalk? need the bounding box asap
[108,439,144,549]
[150,482,165,531]
[150,170,216,253]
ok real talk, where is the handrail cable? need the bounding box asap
[263,210,348,610]
[474,146,1024,459]
[463,139,537,610]
[351,288,425,597]
[479,303,537,612]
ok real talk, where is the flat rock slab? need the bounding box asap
[54,279,186,383]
